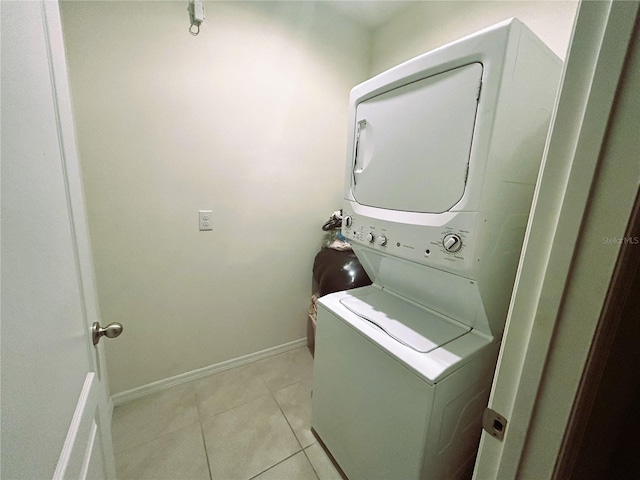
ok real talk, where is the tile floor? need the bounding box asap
[111,347,344,480]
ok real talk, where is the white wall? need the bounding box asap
[60,0,578,396]
[60,0,371,394]
[370,1,579,75]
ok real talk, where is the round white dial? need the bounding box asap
[375,235,387,247]
[443,233,462,253]
[343,215,352,227]
[366,233,375,243]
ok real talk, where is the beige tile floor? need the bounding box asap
[112,347,344,480]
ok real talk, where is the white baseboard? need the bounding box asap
[111,338,308,407]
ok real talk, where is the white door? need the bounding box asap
[1,1,117,478]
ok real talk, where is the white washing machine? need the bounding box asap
[311,19,562,480]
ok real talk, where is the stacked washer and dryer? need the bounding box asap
[311,19,562,480]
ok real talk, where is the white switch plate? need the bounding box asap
[199,210,212,231]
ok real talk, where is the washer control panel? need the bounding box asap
[342,206,477,273]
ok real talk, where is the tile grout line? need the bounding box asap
[269,378,306,451]
[246,450,309,480]
[111,339,307,407]
[297,382,322,480]
[246,381,319,480]
[194,363,275,424]
[192,382,214,480]
[266,362,321,480]
[301,447,322,480]
[112,418,200,458]
[195,349,305,423]
[202,349,309,479]
[113,347,316,479]
[198,419,214,480]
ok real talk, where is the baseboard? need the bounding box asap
[110,338,307,407]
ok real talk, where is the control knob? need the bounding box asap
[366,232,375,243]
[343,215,352,228]
[375,235,388,247]
[443,233,462,253]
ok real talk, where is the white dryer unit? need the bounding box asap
[311,18,562,480]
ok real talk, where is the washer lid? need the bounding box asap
[340,288,470,353]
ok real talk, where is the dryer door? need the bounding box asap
[352,63,483,213]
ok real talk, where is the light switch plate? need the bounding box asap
[199,210,212,231]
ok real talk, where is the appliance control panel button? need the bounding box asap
[344,215,352,227]
[366,232,375,243]
[443,233,462,252]
[375,235,388,247]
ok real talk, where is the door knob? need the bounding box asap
[92,322,123,345]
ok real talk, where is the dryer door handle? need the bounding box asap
[353,119,367,184]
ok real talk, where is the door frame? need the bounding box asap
[473,0,640,478]
[555,191,640,477]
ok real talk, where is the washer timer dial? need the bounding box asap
[442,233,463,253]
